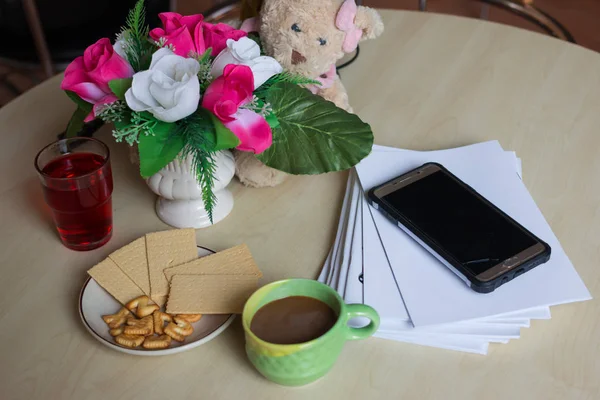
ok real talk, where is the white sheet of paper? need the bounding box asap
[356,143,591,326]
[328,173,358,287]
[375,332,490,355]
[331,172,360,291]
[318,172,354,283]
[342,192,364,303]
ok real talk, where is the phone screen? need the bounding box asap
[381,169,538,276]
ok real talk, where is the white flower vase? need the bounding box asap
[145,151,236,229]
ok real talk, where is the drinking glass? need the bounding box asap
[35,137,113,251]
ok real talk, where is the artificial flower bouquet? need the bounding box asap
[61,0,373,221]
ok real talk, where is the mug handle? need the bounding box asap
[343,304,380,340]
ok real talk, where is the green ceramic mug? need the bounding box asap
[242,279,380,386]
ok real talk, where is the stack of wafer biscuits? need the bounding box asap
[87,229,263,315]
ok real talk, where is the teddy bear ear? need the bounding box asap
[355,6,384,40]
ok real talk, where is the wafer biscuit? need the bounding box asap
[146,229,198,302]
[163,244,262,283]
[166,274,258,314]
[88,259,145,305]
[109,238,150,295]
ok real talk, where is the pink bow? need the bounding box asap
[336,0,362,53]
[240,17,259,33]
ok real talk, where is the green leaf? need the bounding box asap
[208,113,240,150]
[108,78,133,100]
[256,82,374,175]
[198,48,212,63]
[254,72,320,96]
[65,91,93,114]
[138,122,185,177]
[65,107,88,138]
[121,0,152,71]
[265,112,280,129]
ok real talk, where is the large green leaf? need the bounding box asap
[256,82,373,175]
[65,91,93,113]
[138,122,185,178]
[108,78,133,100]
[65,107,88,138]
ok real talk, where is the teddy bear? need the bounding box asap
[234,0,384,188]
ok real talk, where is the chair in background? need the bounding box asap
[419,0,575,43]
[0,0,171,101]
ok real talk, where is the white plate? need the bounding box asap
[79,246,236,356]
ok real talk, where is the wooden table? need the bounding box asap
[1,10,599,400]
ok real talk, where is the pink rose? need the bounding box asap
[202,64,272,154]
[202,64,253,122]
[222,108,273,154]
[61,38,134,121]
[202,22,247,56]
[149,12,206,57]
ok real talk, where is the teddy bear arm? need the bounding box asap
[234,150,288,188]
[318,76,353,113]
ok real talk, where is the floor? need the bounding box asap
[2,0,598,107]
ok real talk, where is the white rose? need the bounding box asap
[211,37,283,89]
[125,48,200,123]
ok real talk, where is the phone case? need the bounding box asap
[367,163,552,294]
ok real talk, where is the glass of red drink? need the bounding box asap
[35,137,113,251]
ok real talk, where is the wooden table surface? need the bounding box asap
[1,10,599,400]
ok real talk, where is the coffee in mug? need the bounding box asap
[250,296,337,344]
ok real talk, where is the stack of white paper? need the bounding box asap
[318,142,591,354]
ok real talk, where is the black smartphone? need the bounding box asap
[367,163,551,293]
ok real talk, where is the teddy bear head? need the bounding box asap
[258,0,384,78]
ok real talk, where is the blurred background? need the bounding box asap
[1,0,598,107]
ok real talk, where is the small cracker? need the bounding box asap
[146,229,198,302]
[115,334,144,348]
[177,314,202,323]
[109,238,150,295]
[109,327,124,337]
[88,258,145,306]
[166,274,259,315]
[143,335,172,349]
[163,244,262,283]
[164,326,186,342]
[124,315,154,336]
[153,311,172,335]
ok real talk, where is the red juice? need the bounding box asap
[41,152,113,250]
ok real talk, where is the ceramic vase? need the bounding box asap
[145,151,235,228]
